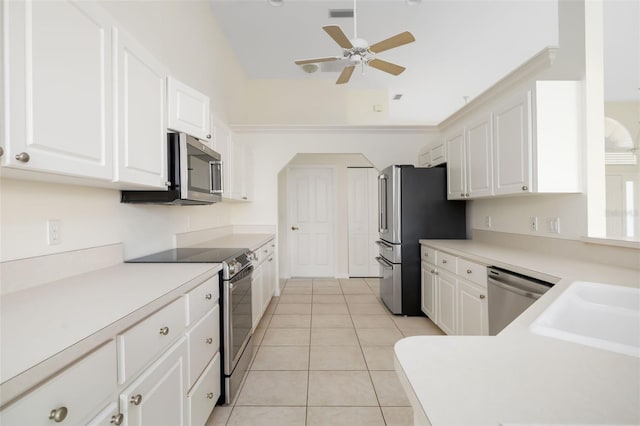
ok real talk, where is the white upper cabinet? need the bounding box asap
[493,81,581,195]
[231,135,251,201]
[417,140,446,168]
[493,91,531,195]
[465,113,493,197]
[446,113,493,200]
[167,77,211,141]
[445,128,466,200]
[3,0,114,180]
[113,27,168,188]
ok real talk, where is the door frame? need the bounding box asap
[286,165,337,278]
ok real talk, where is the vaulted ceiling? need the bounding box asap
[209,0,636,124]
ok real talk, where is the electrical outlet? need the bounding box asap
[485,215,492,228]
[547,217,560,234]
[47,220,61,245]
[529,216,538,232]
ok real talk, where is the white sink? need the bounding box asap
[530,281,640,357]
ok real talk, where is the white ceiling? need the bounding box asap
[209,0,636,124]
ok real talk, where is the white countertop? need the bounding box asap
[188,233,274,252]
[394,239,640,424]
[0,262,220,405]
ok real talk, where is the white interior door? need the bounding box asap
[288,167,335,277]
[347,168,380,277]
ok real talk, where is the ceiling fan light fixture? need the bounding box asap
[268,0,284,6]
[300,63,319,74]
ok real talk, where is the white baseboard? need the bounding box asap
[335,273,350,279]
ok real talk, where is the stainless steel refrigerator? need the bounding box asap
[376,165,466,315]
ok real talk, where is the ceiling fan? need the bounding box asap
[294,0,415,84]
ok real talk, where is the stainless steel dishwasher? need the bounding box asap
[487,267,554,335]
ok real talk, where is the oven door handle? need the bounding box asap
[375,256,393,269]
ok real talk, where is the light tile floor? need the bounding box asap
[206,278,444,426]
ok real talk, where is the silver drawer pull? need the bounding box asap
[15,152,30,162]
[207,392,215,399]
[130,394,143,406]
[49,406,68,422]
[205,293,212,300]
[442,259,447,264]
[205,337,213,344]
[480,294,486,300]
[110,414,124,425]
[466,269,472,274]
[430,269,436,274]
[159,326,169,336]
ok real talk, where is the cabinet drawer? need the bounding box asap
[117,298,185,384]
[187,305,220,389]
[188,353,221,426]
[421,246,436,264]
[0,341,116,426]
[436,251,457,273]
[458,258,488,287]
[186,276,219,326]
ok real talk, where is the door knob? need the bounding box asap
[291,226,299,231]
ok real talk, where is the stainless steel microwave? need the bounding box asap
[121,132,223,205]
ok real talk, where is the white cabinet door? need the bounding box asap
[493,91,532,195]
[465,113,493,198]
[457,279,488,336]
[262,256,275,313]
[167,77,210,141]
[420,261,437,320]
[3,0,113,180]
[251,265,264,330]
[120,338,188,426]
[430,141,446,166]
[231,136,248,201]
[113,27,168,188]
[445,129,466,200]
[435,271,457,335]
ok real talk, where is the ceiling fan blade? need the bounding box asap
[294,57,341,65]
[368,31,415,54]
[323,25,354,49]
[368,59,406,76]
[336,65,356,84]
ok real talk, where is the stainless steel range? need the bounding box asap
[126,247,254,405]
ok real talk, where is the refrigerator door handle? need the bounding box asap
[378,174,387,233]
[375,240,393,250]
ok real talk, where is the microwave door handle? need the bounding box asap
[210,160,223,194]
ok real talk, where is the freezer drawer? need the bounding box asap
[376,256,402,314]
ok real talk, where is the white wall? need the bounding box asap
[0,1,247,262]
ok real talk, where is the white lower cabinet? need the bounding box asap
[457,279,489,336]
[435,271,457,336]
[251,239,277,330]
[420,245,489,336]
[0,272,223,426]
[0,341,117,426]
[187,353,221,426]
[120,338,188,426]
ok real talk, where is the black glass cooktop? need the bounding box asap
[126,247,247,263]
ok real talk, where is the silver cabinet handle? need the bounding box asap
[460,193,464,197]
[466,193,470,197]
[110,414,124,425]
[15,152,30,162]
[430,269,436,274]
[268,258,273,262]
[205,337,213,344]
[130,394,143,405]
[442,259,447,264]
[291,226,299,230]
[480,294,486,299]
[207,392,215,399]
[49,407,68,422]
[159,326,169,336]
[522,185,528,191]
[205,293,212,300]
[466,269,472,274]
[242,196,248,200]
[206,134,212,139]
[0,146,4,157]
